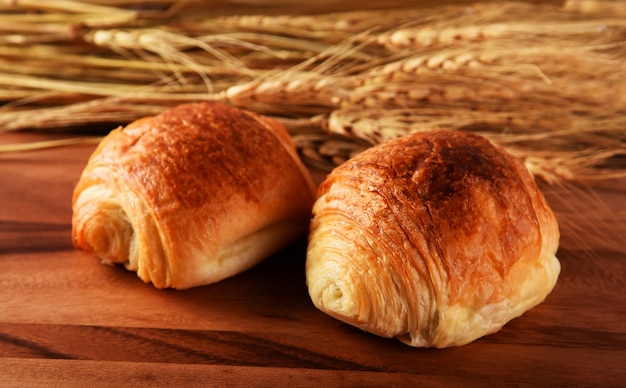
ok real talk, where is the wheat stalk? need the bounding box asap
[0,0,624,187]
[563,0,626,16]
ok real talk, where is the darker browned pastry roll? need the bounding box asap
[72,102,316,289]
[306,130,560,347]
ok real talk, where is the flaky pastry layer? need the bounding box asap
[306,130,560,347]
[72,102,316,289]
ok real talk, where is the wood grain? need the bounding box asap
[1,132,625,386]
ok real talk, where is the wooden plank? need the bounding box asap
[0,132,625,386]
[0,358,500,388]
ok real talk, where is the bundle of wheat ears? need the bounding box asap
[0,0,625,186]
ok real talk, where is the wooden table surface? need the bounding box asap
[1,132,624,387]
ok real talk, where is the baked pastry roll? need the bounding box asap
[72,102,316,289]
[306,130,560,347]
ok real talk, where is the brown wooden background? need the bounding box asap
[1,131,624,387]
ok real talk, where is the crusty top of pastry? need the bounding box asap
[94,102,314,212]
[316,130,559,306]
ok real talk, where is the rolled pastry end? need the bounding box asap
[307,256,406,340]
[307,235,357,319]
[312,275,356,317]
[72,185,133,265]
[306,222,366,328]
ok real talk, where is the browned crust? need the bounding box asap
[316,130,558,305]
[73,102,316,288]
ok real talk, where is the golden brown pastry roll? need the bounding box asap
[72,102,316,289]
[306,130,560,348]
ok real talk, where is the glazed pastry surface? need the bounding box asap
[73,102,316,289]
[306,130,560,347]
